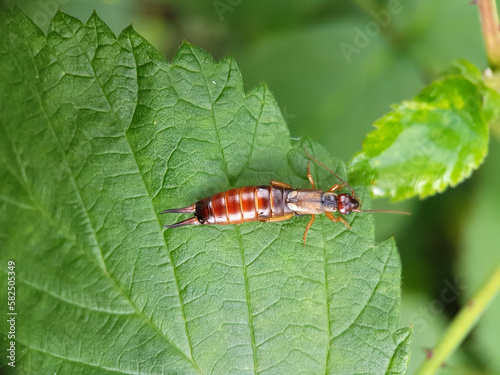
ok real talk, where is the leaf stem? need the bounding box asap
[416,266,500,375]
[478,0,500,71]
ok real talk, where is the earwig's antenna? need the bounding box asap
[354,209,411,215]
[302,146,411,216]
[303,145,358,199]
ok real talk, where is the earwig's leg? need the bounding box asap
[161,203,196,214]
[164,217,200,228]
[270,180,293,189]
[303,214,315,246]
[307,162,316,189]
[327,184,344,193]
[262,213,295,223]
[325,211,351,229]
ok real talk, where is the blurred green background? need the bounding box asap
[8,0,500,373]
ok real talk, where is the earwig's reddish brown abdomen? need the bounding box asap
[195,186,291,225]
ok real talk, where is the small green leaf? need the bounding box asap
[0,8,411,374]
[349,60,493,201]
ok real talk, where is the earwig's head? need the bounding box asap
[337,193,360,215]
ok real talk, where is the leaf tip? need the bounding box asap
[122,23,136,36]
[88,9,101,24]
[49,8,83,34]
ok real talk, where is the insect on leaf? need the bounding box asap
[0,7,412,374]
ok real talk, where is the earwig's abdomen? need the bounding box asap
[255,186,271,218]
[195,185,291,225]
[240,186,258,221]
[226,189,244,223]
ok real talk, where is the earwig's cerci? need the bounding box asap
[163,148,409,245]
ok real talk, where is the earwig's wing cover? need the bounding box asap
[0,8,411,375]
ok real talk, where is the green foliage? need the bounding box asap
[459,142,500,373]
[349,61,497,201]
[0,8,411,374]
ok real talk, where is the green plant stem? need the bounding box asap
[478,0,500,71]
[416,266,500,375]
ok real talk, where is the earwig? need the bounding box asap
[163,147,410,245]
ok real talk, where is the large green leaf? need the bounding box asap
[349,61,494,201]
[0,8,411,374]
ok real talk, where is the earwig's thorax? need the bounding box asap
[321,192,338,212]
